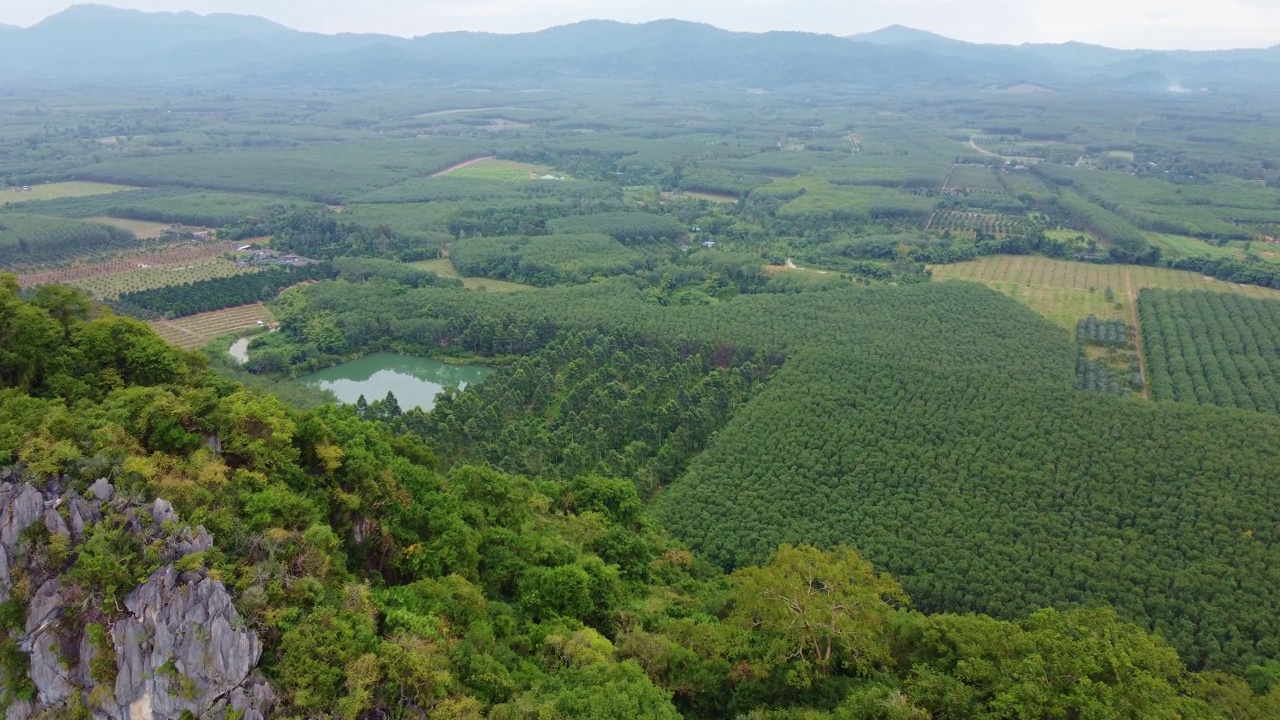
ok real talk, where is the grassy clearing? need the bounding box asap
[1145,232,1242,260]
[463,277,532,292]
[1,181,136,203]
[150,304,275,349]
[931,255,1280,329]
[445,158,556,182]
[72,258,256,299]
[408,257,530,291]
[409,258,461,279]
[85,216,174,239]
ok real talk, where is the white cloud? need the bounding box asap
[0,0,1276,49]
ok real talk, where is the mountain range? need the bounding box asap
[2,4,1279,90]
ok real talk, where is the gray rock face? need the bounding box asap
[89,478,114,502]
[0,484,44,548]
[0,477,273,719]
[151,498,176,526]
[110,567,262,720]
[21,579,74,706]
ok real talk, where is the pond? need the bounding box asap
[296,353,490,411]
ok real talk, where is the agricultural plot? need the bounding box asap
[0,188,298,229]
[1075,317,1141,397]
[1035,164,1280,241]
[932,255,1280,329]
[0,214,136,267]
[929,210,1030,237]
[944,164,1004,192]
[72,258,257,299]
[1,182,136,203]
[1139,289,1280,413]
[149,304,275,349]
[752,178,934,220]
[16,241,243,288]
[75,139,487,203]
[997,171,1053,200]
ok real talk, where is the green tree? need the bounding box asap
[729,545,906,680]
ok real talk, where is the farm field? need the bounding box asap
[944,164,1003,192]
[1,181,136,203]
[931,255,1280,328]
[73,258,257,299]
[929,210,1030,237]
[85,216,175,239]
[15,241,244,289]
[1140,289,1280,413]
[149,303,275,349]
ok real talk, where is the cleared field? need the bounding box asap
[73,258,256,299]
[86,216,175,239]
[1,181,136,203]
[932,255,1280,328]
[409,258,461,279]
[150,304,275,349]
[444,158,556,181]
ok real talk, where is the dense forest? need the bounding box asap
[237,277,1280,675]
[3,278,1279,719]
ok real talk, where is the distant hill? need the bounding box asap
[850,25,969,48]
[1,5,1278,90]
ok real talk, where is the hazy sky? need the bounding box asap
[2,0,1279,50]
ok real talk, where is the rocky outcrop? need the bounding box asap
[0,473,273,719]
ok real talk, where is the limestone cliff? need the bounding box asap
[0,474,272,719]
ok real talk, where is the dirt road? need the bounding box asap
[430,156,495,178]
[969,137,999,157]
[1124,268,1151,399]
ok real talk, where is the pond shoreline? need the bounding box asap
[295,352,491,411]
